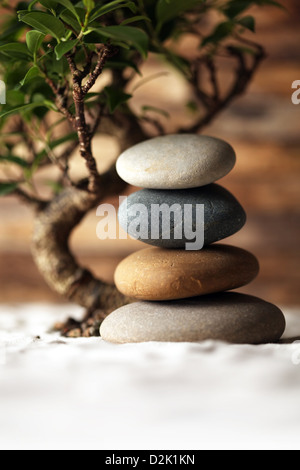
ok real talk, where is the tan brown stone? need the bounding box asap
[114,244,259,301]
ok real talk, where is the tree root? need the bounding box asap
[53,310,110,338]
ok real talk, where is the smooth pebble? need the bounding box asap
[100,293,286,344]
[118,184,246,248]
[116,134,236,189]
[114,245,259,301]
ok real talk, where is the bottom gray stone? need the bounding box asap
[100,293,286,344]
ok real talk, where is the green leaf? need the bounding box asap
[19,12,66,42]
[186,100,198,113]
[104,87,132,113]
[156,0,201,30]
[55,39,78,60]
[59,9,82,33]
[39,0,58,10]
[141,105,170,118]
[0,102,51,119]
[28,0,39,11]
[56,0,82,24]
[223,1,254,19]
[48,132,78,150]
[132,71,169,92]
[35,132,77,162]
[0,182,18,196]
[26,31,46,55]
[83,0,95,13]
[84,92,102,101]
[202,21,235,47]
[17,10,30,21]
[121,15,151,26]
[89,26,149,58]
[165,51,190,76]
[0,22,25,42]
[105,60,142,76]
[20,66,41,86]
[123,1,137,13]
[238,15,256,32]
[0,43,31,60]
[5,90,25,107]
[255,0,285,9]
[89,1,136,23]
[223,0,284,18]
[0,155,29,168]
[44,179,64,195]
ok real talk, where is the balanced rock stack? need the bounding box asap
[100,135,285,344]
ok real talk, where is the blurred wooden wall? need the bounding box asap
[0,0,299,306]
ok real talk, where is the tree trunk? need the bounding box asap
[31,116,147,335]
[31,178,128,314]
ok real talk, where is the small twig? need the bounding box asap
[58,140,79,162]
[191,60,212,109]
[131,72,169,93]
[66,52,100,192]
[64,46,117,193]
[0,182,46,209]
[65,53,78,76]
[35,139,79,171]
[235,34,266,53]
[90,104,104,138]
[81,48,94,78]
[72,92,99,191]
[180,42,265,133]
[205,57,220,101]
[14,188,45,208]
[15,119,37,163]
[44,141,73,186]
[82,45,115,95]
[140,115,165,136]
[43,44,117,193]
[58,161,73,188]
[44,75,75,124]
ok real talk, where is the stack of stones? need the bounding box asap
[100,135,285,344]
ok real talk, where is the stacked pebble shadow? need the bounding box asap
[100,135,286,344]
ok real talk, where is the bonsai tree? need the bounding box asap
[0,0,280,336]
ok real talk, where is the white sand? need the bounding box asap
[0,304,300,450]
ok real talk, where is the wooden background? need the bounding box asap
[0,0,299,306]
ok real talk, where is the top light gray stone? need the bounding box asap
[116,134,236,189]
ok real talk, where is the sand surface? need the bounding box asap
[0,304,300,450]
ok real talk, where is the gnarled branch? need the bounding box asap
[180,42,266,133]
[64,45,118,193]
[31,168,127,312]
[31,112,147,335]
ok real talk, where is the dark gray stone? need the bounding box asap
[118,184,246,248]
[100,293,286,344]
